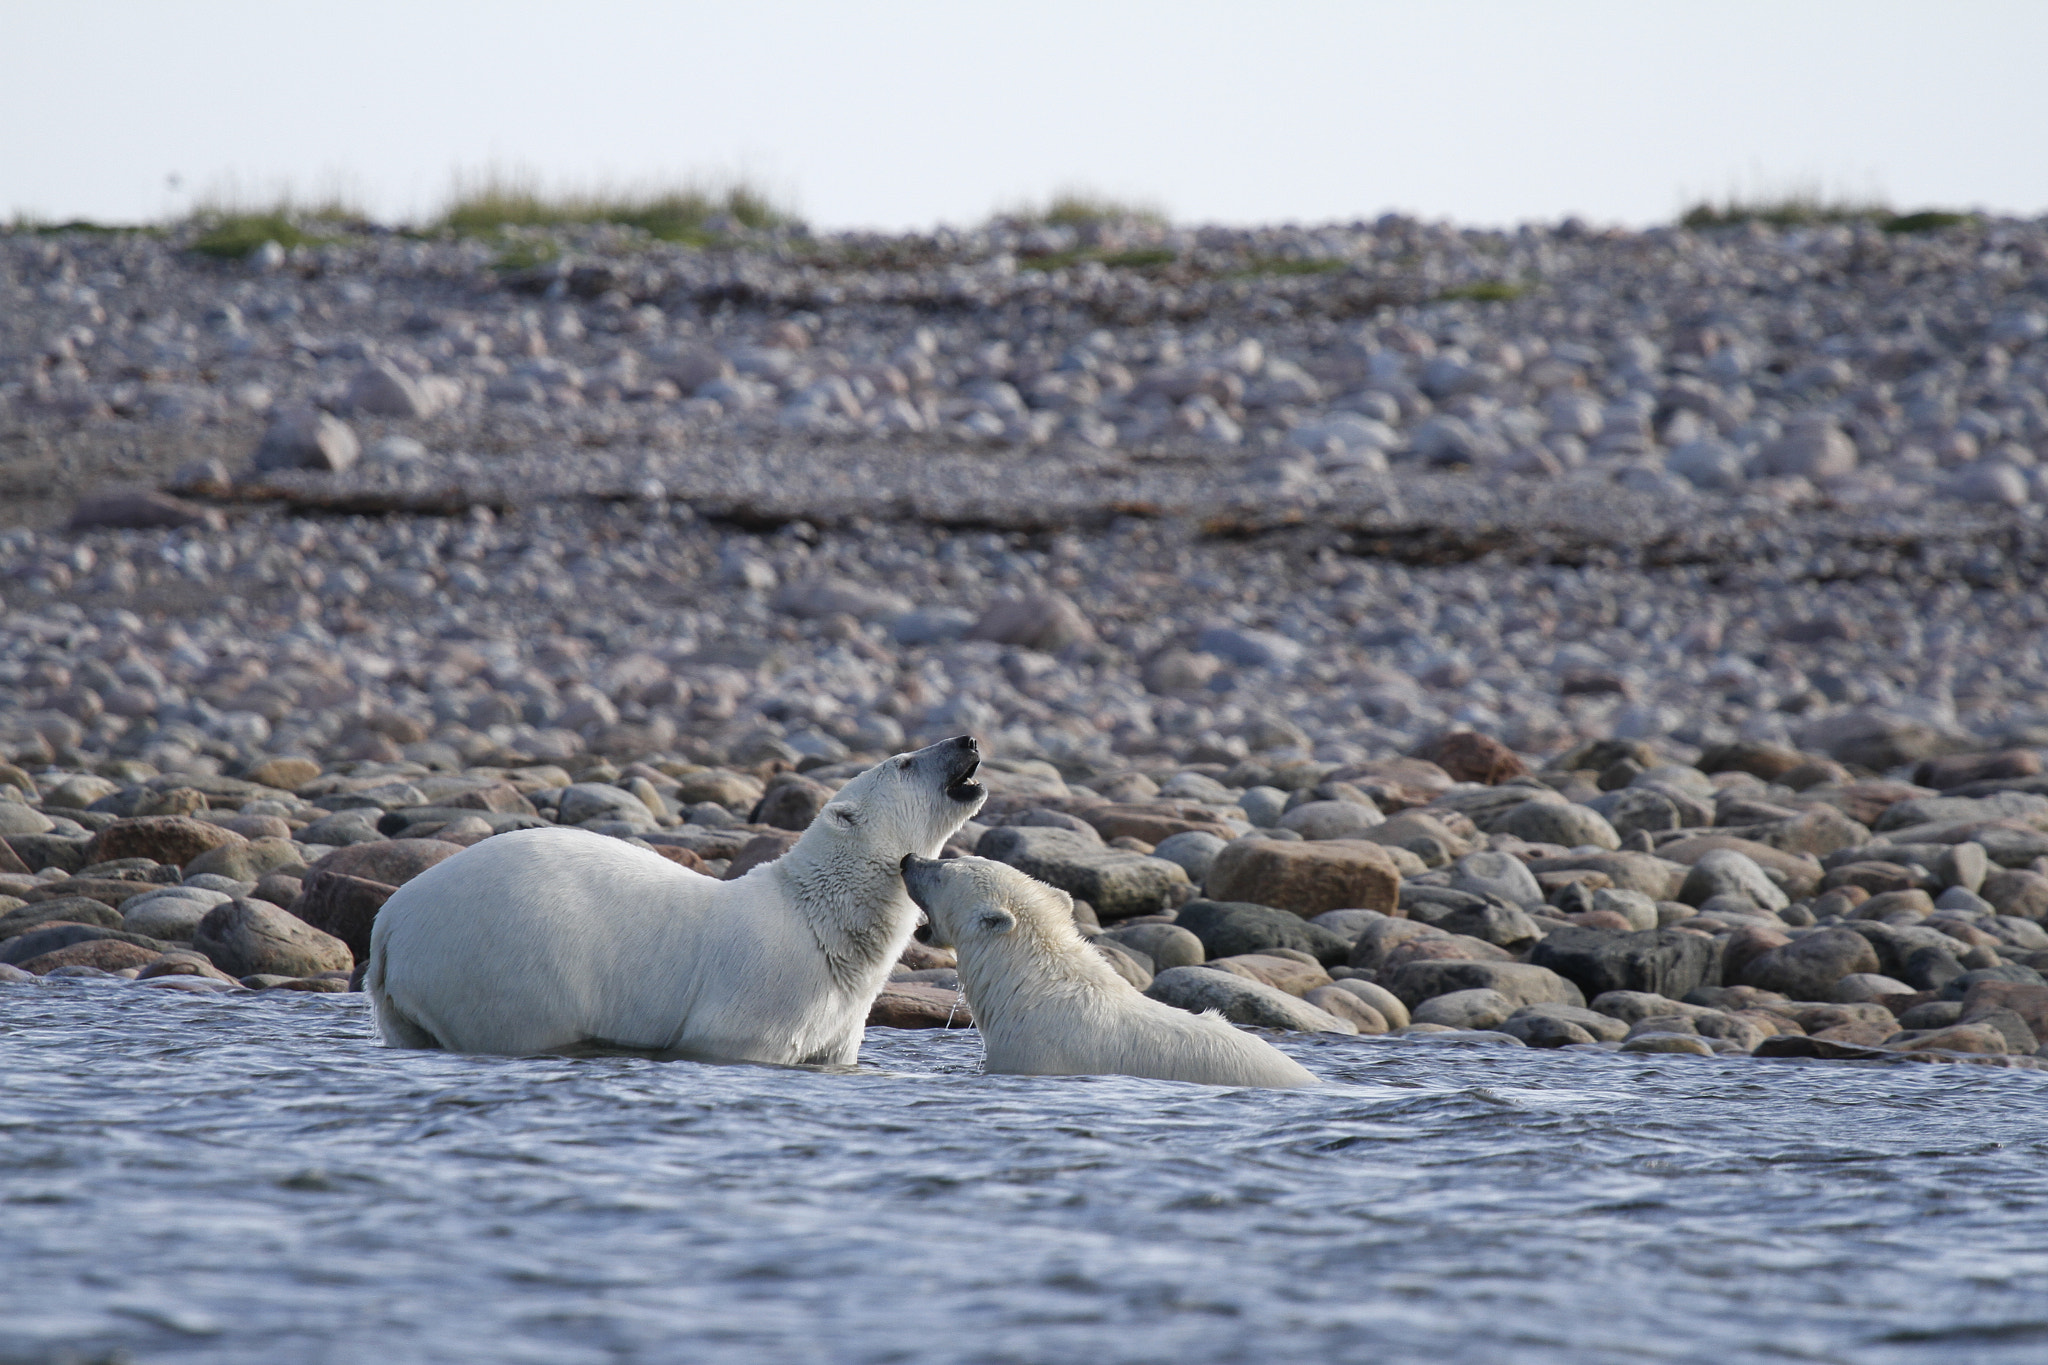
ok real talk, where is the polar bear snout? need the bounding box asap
[932,733,983,804]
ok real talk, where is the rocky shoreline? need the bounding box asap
[2,210,2046,1065]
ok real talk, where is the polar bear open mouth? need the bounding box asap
[944,750,984,803]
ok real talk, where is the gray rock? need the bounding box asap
[1492,800,1620,851]
[1277,799,1383,839]
[1741,928,1880,1000]
[969,593,1095,652]
[890,608,977,646]
[1150,830,1227,883]
[1196,627,1304,669]
[1679,848,1789,911]
[1667,438,1747,491]
[976,825,1189,921]
[1385,959,1586,1010]
[121,892,228,941]
[558,782,659,827]
[252,404,359,473]
[1445,850,1544,910]
[1173,898,1352,966]
[1237,786,1288,827]
[1144,965,1357,1034]
[1326,977,1410,1028]
[1308,908,1385,945]
[347,362,436,419]
[1529,926,1721,1001]
[1502,1002,1630,1044]
[1411,988,1514,1030]
[192,898,353,978]
[1100,922,1205,970]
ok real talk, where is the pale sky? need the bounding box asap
[6,0,2045,230]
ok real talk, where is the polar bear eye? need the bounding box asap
[830,805,860,827]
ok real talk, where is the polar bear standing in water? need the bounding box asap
[903,855,1319,1089]
[367,736,987,1061]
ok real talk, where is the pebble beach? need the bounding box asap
[4,209,2048,1062]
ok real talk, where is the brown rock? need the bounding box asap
[441,783,535,814]
[1204,837,1401,916]
[1698,741,1808,781]
[136,951,240,984]
[136,787,208,817]
[1381,935,1513,973]
[649,845,707,872]
[85,816,244,869]
[25,879,168,910]
[1754,1034,1892,1060]
[1303,985,1389,1031]
[1409,731,1527,785]
[867,983,972,1028]
[18,938,162,974]
[1326,758,1455,811]
[1822,861,1919,897]
[241,756,322,791]
[1980,869,2048,919]
[1914,750,2042,791]
[1522,853,1688,900]
[251,873,304,907]
[1853,889,1934,921]
[1083,807,1236,845]
[1892,1022,2014,1055]
[899,940,957,971]
[725,831,802,880]
[1805,780,1937,829]
[289,872,399,961]
[1204,953,1333,997]
[1960,981,2048,1039]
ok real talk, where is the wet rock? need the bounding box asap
[17,938,164,975]
[2,922,168,965]
[192,898,353,977]
[1411,987,1515,1030]
[135,951,240,984]
[1620,1032,1715,1057]
[1385,959,1584,1010]
[1530,926,1720,1001]
[1145,965,1357,1033]
[867,983,972,1028]
[1303,985,1389,1032]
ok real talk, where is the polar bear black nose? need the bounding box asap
[949,734,978,752]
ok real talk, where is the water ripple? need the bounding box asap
[2,984,2046,1364]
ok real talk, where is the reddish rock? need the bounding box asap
[1205,837,1401,916]
[1961,981,2048,1039]
[289,872,399,961]
[1410,731,1527,785]
[1082,807,1236,845]
[18,938,162,974]
[1892,1022,2014,1055]
[241,756,322,791]
[85,816,244,869]
[1698,741,1809,781]
[649,845,707,872]
[724,831,801,880]
[867,983,972,1029]
[1821,861,1919,897]
[136,951,240,984]
[1913,750,2042,791]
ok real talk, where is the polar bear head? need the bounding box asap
[806,734,988,864]
[899,853,1077,953]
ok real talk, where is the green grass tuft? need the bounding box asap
[1241,256,1347,276]
[1001,190,1167,228]
[1436,279,1527,303]
[440,171,789,243]
[1881,210,1973,234]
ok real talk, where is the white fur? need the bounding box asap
[908,856,1319,1089]
[366,740,985,1061]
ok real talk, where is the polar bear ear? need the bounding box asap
[979,908,1017,935]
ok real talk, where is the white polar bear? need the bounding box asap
[366,736,987,1061]
[904,855,1319,1089]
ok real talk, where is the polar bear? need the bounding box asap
[366,736,987,1061]
[903,855,1319,1088]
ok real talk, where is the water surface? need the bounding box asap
[3,981,2046,1364]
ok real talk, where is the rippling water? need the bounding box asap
[4,981,2048,1365]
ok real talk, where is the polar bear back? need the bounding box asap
[370,827,841,1059]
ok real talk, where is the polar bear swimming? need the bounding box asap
[366,735,987,1061]
[903,854,1319,1089]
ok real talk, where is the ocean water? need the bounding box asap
[3,980,2046,1365]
